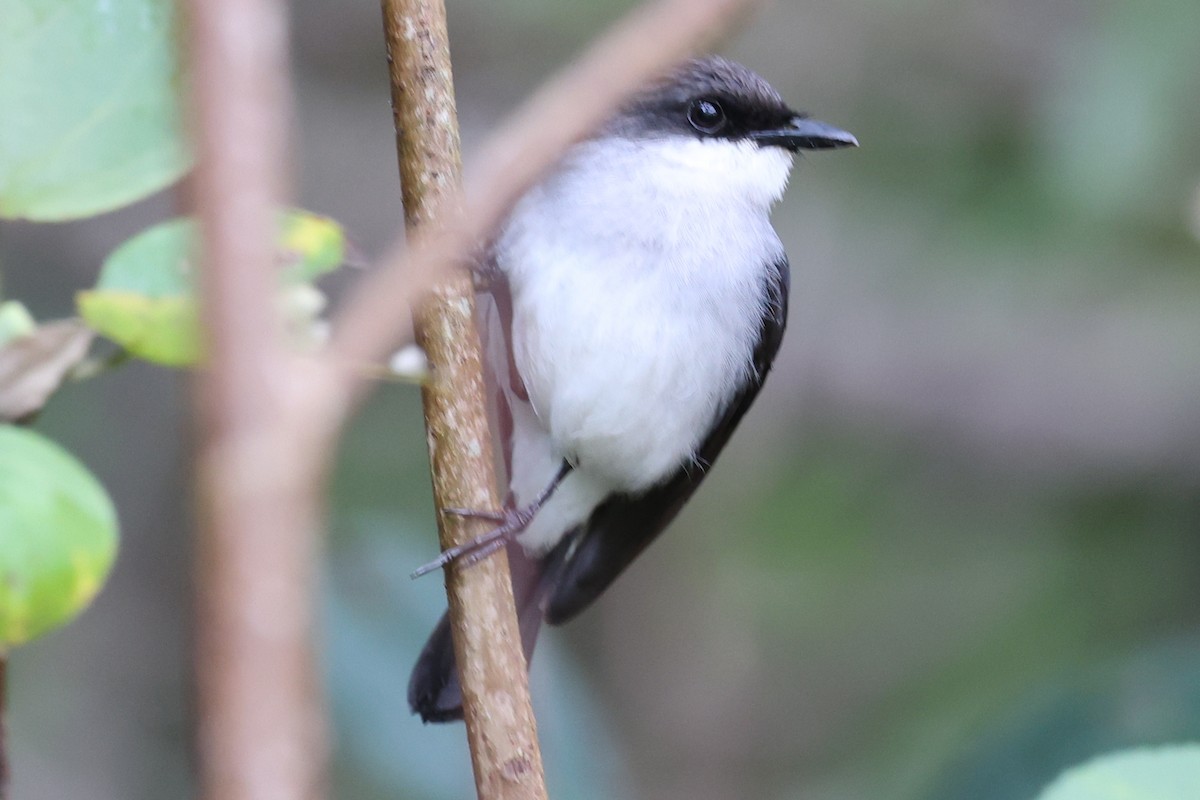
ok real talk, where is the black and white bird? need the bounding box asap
[409,56,856,722]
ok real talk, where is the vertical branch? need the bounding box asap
[380,1,548,798]
[187,0,329,798]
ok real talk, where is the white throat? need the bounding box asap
[535,136,794,247]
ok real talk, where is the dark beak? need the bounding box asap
[751,116,858,151]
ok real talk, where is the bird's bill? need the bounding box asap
[751,117,858,151]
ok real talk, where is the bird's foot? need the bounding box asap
[410,461,573,579]
[409,503,539,578]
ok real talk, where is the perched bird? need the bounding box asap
[409,56,856,722]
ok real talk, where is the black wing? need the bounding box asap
[542,256,791,625]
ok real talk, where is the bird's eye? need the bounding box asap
[687,98,727,134]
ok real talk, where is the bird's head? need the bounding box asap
[594,56,857,208]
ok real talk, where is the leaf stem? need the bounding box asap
[67,345,131,383]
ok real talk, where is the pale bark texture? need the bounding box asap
[380,1,549,798]
[187,0,329,798]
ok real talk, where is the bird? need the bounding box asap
[408,55,856,722]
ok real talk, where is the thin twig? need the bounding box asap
[186,0,329,797]
[327,0,762,412]
[380,0,548,796]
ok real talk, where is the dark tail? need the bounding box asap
[407,611,464,722]
[408,540,564,723]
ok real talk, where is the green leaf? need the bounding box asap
[76,211,345,366]
[94,216,196,298]
[77,292,198,366]
[0,0,190,221]
[279,212,348,283]
[0,301,37,347]
[1036,746,1200,800]
[0,425,118,649]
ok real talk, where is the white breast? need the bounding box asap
[494,135,792,552]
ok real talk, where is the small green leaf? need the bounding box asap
[94,217,196,298]
[1036,746,1200,800]
[76,211,344,366]
[77,292,198,366]
[279,212,347,283]
[0,0,191,220]
[0,300,37,346]
[0,425,119,648]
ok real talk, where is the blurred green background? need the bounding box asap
[3,0,1200,797]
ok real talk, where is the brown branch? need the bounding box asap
[186,0,329,797]
[327,0,762,411]
[380,1,548,797]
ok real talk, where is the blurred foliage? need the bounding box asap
[0,301,36,345]
[841,0,1200,282]
[76,211,345,365]
[0,425,118,648]
[931,639,1200,799]
[1035,744,1200,800]
[0,0,182,701]
[731,429,1200,800]
[0,0,189,220]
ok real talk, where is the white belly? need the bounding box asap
[493,136,790,552]
[511,256,760,490]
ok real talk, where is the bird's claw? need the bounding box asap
[410,461,571,579]
[409,504,536,579]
